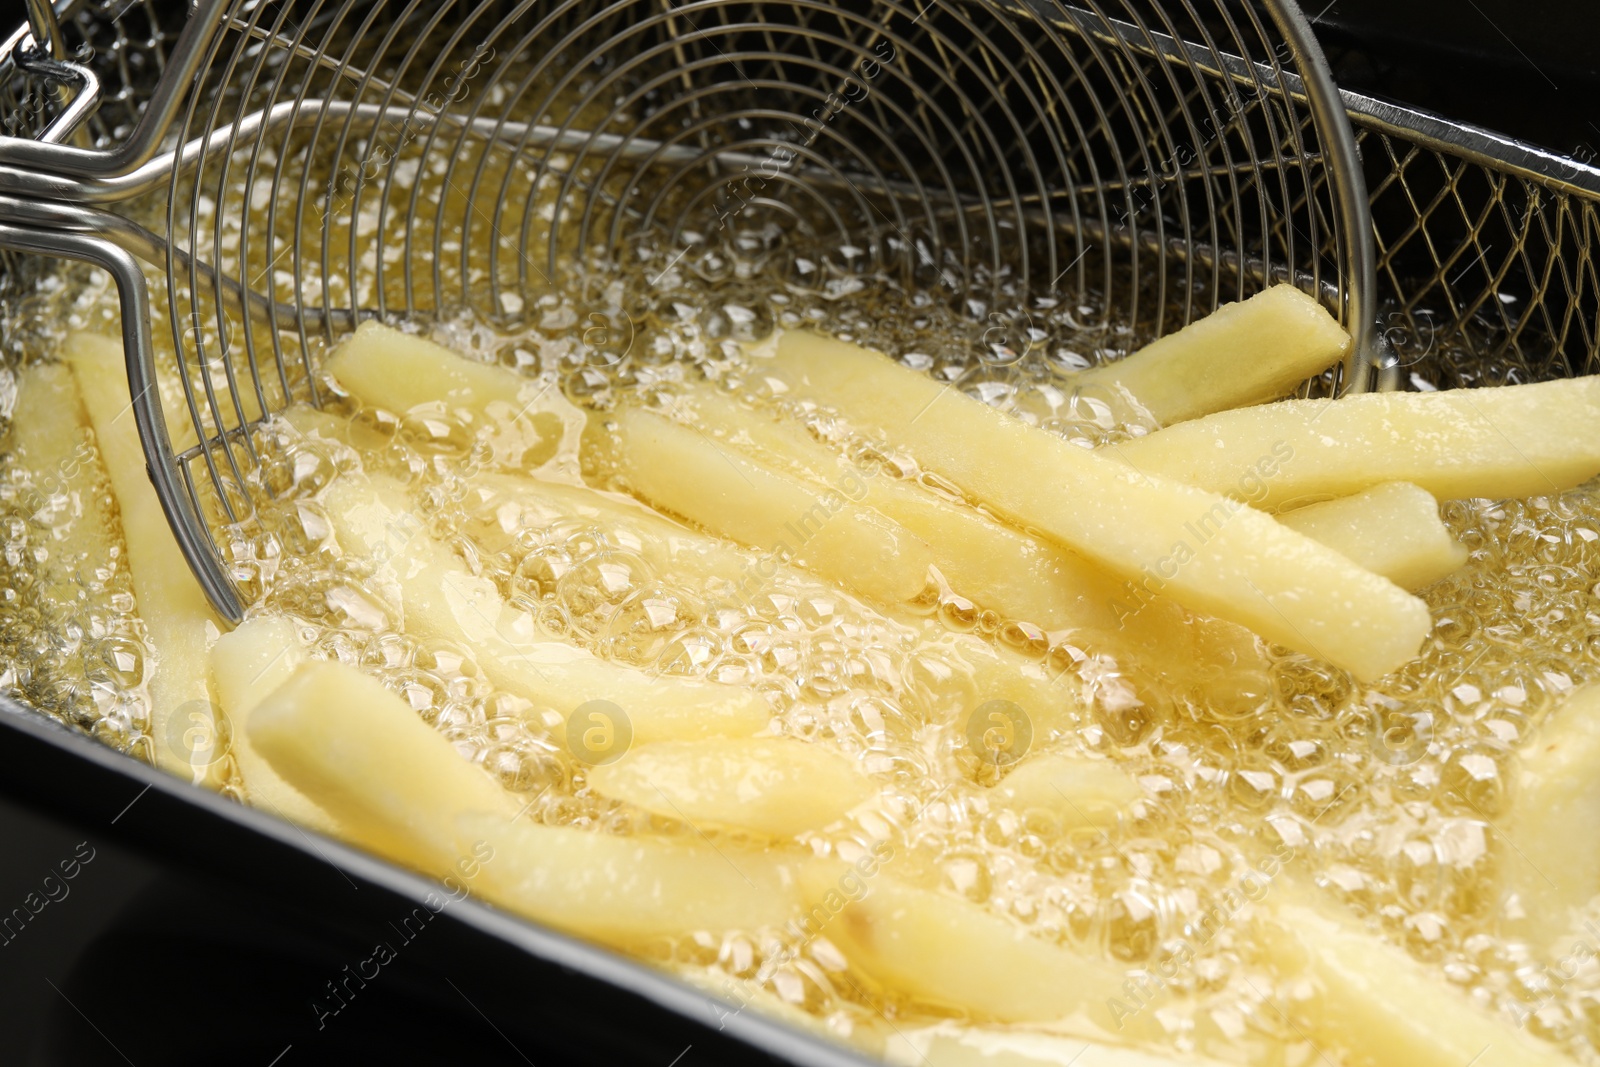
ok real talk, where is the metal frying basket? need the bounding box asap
[0,0,1376,622]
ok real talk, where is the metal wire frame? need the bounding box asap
[0,0,1369,621]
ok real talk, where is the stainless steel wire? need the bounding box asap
[0,0,1377,620]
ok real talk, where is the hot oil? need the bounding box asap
[3,148,1600,1065]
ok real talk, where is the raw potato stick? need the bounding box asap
[600,404,936,605]
[1071,284,1351,427]
[209,616,340,834]
[1258,893,1573,1067]
[758,330,1430,680]
[249,659,517,875]
[801,861,1144,1030]
[458,813,799,948]
[586,737,875,838]
[10,363,118,607]
[991,752,1143,829]
[1277,482,1467,591]
[321,474,771,744]
[64,333,227,787]
[1503,685,1600,950]
[1113,375,1600,508]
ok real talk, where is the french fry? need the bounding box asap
[325,321,579,470]
[883,1023,1241,1067]
[1503,685,1600,950]
[671,382,1120,633]
[801,861,1134,1028]
[64,333,226,787]
[209,616,340,834]
[249,659,517,874]
[1069,284,1350,428]
[586,737,874,838]
[458,813,799,948]
[1257,891,1573,1067]
[11,363,117,601]
[596,405,936,606]
[321,474,771,744]
[1113,375,1600,508]
[1277,482,1467,591]
[757,330,1430,681]
[992,753,1142,829]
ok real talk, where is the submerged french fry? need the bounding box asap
[801,861,1134,1028]
[1503,686,1600,950]
[325,321,580,470]
[209,616,340,834]
[1071,284,1351,427]
[1113,375,1600,508]
[883,1024,1240,1067]
[321,474,771,744]
[64,333,225,786]
[992,753,1142,829]
[758,330,1430,681]
[597,405,936,606]
[1258,892,1572,1067]
[249,659,517,874]
[587,737,874,838]
[11,363,117,601]
[1278,482,1467,591]
[458,813,799,948]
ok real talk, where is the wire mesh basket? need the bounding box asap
[0,0,1595,624]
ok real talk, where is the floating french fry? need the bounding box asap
[321,474,771,744]
[801,860,1134,1028]
[1113,375,1600,508]
[1278,482,1467,591]
[595,404,936,606]
[1070,284,1350,428]
[209,616,340,834]
[587,737,874,839]
[1258,891,1572,1067]
[1503,686,1600,950]
[458,813,799,948]
[249,659,517,875]
[991,753,1142,829]
[64,333,226,787]
[758,330,1429,680]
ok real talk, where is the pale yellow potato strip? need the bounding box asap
[11,363,117,599]
[321,474,771,744]
[327,320,527,413]
[1072,284,1350,427]
[249,660,517,875]
[1503,685,1600,950]
[992,753,1142,829]
[1259,894,1572,1067]
[64,333,225,786]
[759,330,1429,680]
[209,616,340,835]
[1278,482,1467,591]
[587,738,874,839]
[801,861,1139,1029]
[675,382,1120,632]
[601,405,936,605]
[458,814,799,949]
[884,1023,1240,1067]
[1114,375,1600,508]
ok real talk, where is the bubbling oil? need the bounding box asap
[4,159,1600,1065]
